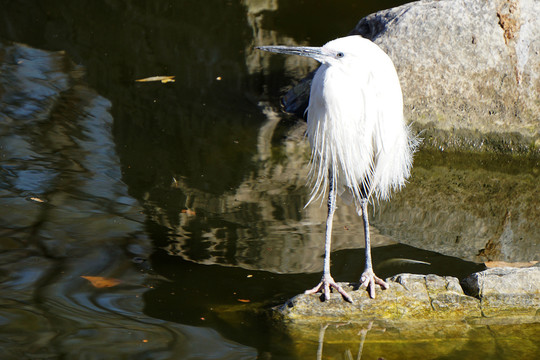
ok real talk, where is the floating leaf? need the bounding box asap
[237,299,251,303]
[81,276,121,288]
[136,75,175,83]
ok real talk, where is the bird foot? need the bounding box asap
[360,269,388,299]
[305,275,353,302]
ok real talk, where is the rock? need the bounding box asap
[283,0,540,154]
[274,268,540,322]
[274,273,481,322]
[461,265,540,317]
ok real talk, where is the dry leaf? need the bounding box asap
[181,209,196,216]
[81,276,121,288]
[29,197,45,203]
[237,299,251,303]
[484,260,538,268]
[135,76,175,83]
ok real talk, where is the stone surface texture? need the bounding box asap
[275,267,540,322]
[283,0,540,154]
[461,265,540,316]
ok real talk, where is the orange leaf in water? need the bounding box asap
[81,276,121,288]
[237,299,251,303]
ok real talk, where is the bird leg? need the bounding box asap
[305,172,353,302]
[359,198,388,298]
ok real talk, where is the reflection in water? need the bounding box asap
[375,150,540,263]
[315,322,372,360]
[146,116,538,273]
[0,41,255,359]
[289,320,540,359]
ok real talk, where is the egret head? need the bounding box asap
[256,35,369,67]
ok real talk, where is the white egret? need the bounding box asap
[257,35,417,301]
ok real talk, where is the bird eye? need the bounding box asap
[336,52,344,58]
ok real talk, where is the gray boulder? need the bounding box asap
[283,0,540,154]
[461,265,540,317]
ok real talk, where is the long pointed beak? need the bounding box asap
[256,45,326,62]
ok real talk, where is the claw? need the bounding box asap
[360,269,388,298]
[305,275,353,303]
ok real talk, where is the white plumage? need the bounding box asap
[306,36,415,208]
[257,35,417,301]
